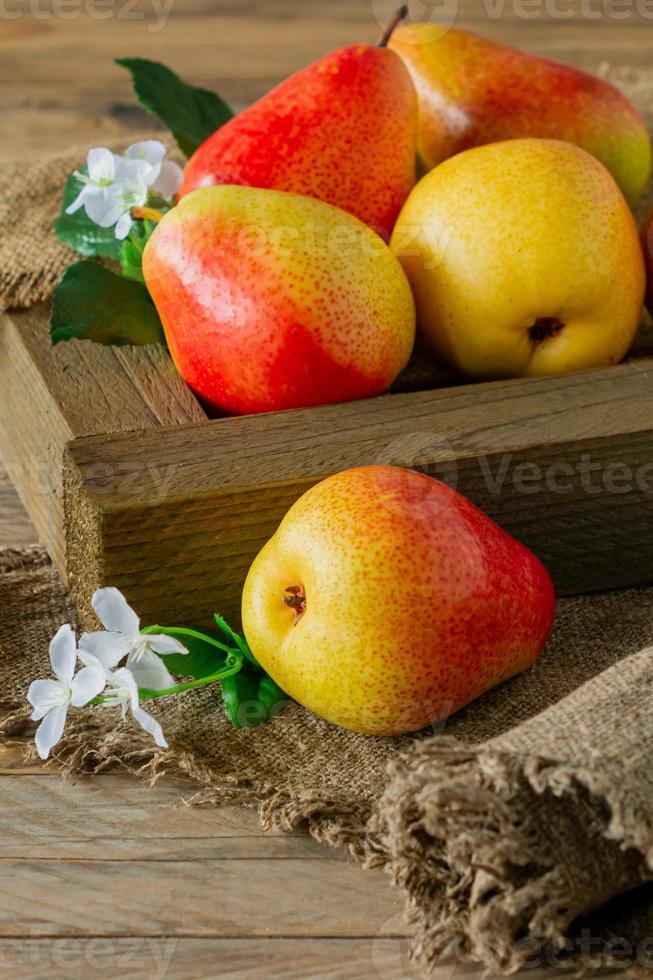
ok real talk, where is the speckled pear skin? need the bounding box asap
[391,139,645,380]
[241,466,556,736]
[389,25,651,207]
[179,44,418,238]
[142,186,416,416]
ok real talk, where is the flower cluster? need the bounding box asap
[27,588,188,759]
[66,140,183,240]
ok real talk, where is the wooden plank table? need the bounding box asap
[1,1,651,975]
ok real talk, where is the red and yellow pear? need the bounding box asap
[142,186,416,416]
[242,466,556,736]
[389,24,651,207]
[180,43,418,238]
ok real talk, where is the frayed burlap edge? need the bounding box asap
[374,644,653,976]
[375,745,653,976]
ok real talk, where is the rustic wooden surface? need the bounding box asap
[1,1,651,976]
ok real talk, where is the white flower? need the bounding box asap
[65,141,182,241]
[78,587,187,692]
[102,667,168,748]
[27,625,105,759]
[65,147,122,213]
[65,148,149,239]
[124,140,183,201]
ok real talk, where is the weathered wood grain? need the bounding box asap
[0,936,614,980]
[2,1,653,161]
[0,307,205,577]
[0,937,430,980]
[64,358,653,628]
[0,858,405,937]
[0,774,347,861]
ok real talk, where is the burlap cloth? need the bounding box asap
[2,66,653,977]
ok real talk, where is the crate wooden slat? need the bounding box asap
[0,306,205,578]
[3,303,653,630]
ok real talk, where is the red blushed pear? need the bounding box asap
[389,24,651,207]
[241,466,556,736]
[142,186,416,416]
[179,43,418,239]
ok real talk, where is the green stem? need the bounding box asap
[138,658,243,699]
[89,655,244,705]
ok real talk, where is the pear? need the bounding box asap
[389,24,651,207]
[242,465,555,736]
[391,139,645,380]
[142,186,416,416]
[179,44,418,238]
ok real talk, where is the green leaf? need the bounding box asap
[53,168,123,260]
[221,673,261,728]
[51,261,165,347]
[221,666,289,728]
[214,613,259,666]
[255,675,288,718]
[116,57,234,158]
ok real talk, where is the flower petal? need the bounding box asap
[86,147,116,183]
[84,187,130,229]
[114,211,134,240]
[126,648,175,691]
[146,634,188,656]
[65,183,93,215]
[35,703,68,759]
[126,140,166,165]
[151,160,183,200]
[28,679,69,720]
[110,666,139,705]
[50,624,77,683]
[70,665,106,707]
[118,158,155,185]
[78,631,130,668]
[132,705,168,748]
[92,587,140,634]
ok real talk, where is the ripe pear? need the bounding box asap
[142,186,415,415]
[179,44,418,237]
[389,25,651,207]
[242,465,555,736]
[391,139,645,380]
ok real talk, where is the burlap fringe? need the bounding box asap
[375,738,653,976]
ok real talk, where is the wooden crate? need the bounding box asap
[2,303,653,630]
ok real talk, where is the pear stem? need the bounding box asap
[378,4,408,47]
